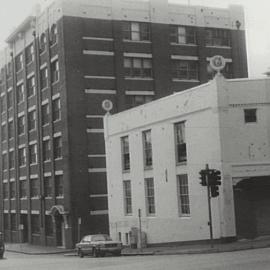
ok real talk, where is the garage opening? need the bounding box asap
[233,176,270,239]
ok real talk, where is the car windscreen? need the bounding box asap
[91,235,112,241]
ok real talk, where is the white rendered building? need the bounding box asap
[104,74,270,245]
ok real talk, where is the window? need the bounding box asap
[27,76,35,97]
[18,115,25,135]
[3,183,8,199]
[40,67,48,89]
[30,178,39,198]
[172,60,198,80]
[123,180,132,215]
[145,178,155,215]
[29,144,37,164]
[53,136,62,159]
[7,90,13,109]
[44,176,52,197]
[19,180,27,199]
[126,95,153,109]
[40,33,46,54]
[31,215,40,234]
[28,110,36,131]
[124,57,152,78]
[51,60,59,83]
[45,215,53,236]
[8,119,14,139]
[43,140,51,161]
[205,28,231,47]
[170,25,196,44]
[1,123,7,141]
[10,181,16,199]
[9,150,15,169]
[0,95,6,113]
[177,174,190,215]
[55,175,63,197]
[18,147,26,167]
[142,130,152,168]
[2,153,7,171]
[52,98,61,121]
[121,136,130,171]
[175,122,187,163]
[17,83,25,103]
[15,53,23,71]
[41,103,50,125]
[25,43,34,64]
[11,214,16,230]
[6,62,12,78]
[222,62,233,79]
[244,109,257,123]
[50,24,57,46]
[123,21,150,41]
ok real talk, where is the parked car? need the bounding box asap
[0,232,4,259]
[76,234,122,258]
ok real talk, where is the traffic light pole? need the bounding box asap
[205,164,214,248]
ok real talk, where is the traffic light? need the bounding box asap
[199,169,207,186]
[210,185,219,197]
[209,169,222,197]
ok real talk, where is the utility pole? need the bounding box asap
[205,164,214,248]
[138,209,142,250]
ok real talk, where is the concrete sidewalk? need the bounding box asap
[5,236,270,256]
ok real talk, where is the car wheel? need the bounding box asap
[78,249,84,258]
[93,248,99,258]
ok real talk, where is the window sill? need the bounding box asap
[172,79,199,83]
[53,118,61,124]
[50,42,57,49]
[28,128,36,133]
[16,69,23,74]
[122,170,130,174]
[41,86,48,91]
[124,213,133,216]
[27,94,36,99]
[40,50,47,57]
[146,214,156,217]
[30,162,38,166]
[42,123,50,128]
[44,159,51,163]
[205,45,231,49]
[20,197,27,200]
[179,215,191,219]
[45,196,53,199]
[125,77,153,81]
[17,100,25,105]
[144,166,153,171]
[176,161,187,166]
[19,165,26,168]
[51,80,59,86]
[56,196,64,199]
[123,39,151,44]
[54,157,63,161]
[18,133,25,137]
[170,43,197,47]
[31,197,40,200]
[26,60,34,66]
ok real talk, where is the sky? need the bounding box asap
[0,0,269,77]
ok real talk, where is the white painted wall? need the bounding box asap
[104,75,270,244]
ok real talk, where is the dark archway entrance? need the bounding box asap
[234,176,270,239]
[49,205,69,247]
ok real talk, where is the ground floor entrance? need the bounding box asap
[234,176,270,239]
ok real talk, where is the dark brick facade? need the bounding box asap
[0,11,248,248]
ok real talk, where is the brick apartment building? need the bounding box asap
[0,0,248,248]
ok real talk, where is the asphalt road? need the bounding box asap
[1,247,270,270]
